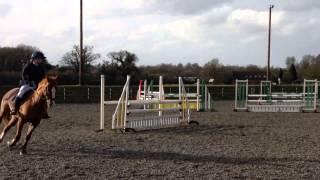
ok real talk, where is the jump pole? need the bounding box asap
[179,77,183,118]
[234,79,248,111]
[205,85,208,110]
[123,76,130,128]
[179,77,182,101]
[159,76,163,116]
[196,79,200,111]
[100,75,105,130]
[144,80,147,109]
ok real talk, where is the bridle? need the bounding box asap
[34,75,58,107]
[37,83,56,107]
[45,85,56,107]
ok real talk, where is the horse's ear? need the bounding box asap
[51,75,58,80]
[47,75,58,81]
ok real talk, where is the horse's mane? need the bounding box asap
[37,78,49,90]
[37,76,57,90]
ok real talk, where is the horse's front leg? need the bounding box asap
[0,115,18,143]
[20,122,38,155]
[7,117,23,148]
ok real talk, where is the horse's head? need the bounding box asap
[37,75,58,107]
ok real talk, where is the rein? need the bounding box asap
[35,87,49,101]
[35,91,47,100]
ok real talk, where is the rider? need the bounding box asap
[10,51,49,118]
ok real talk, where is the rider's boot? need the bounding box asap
[10,97,23,115]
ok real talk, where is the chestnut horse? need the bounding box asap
[0,75,57,155]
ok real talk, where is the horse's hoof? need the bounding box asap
[42,115,51,119]
[7,141,14,150]
[20,150,26,156]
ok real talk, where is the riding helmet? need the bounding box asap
[31,51,46,60]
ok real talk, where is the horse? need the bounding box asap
[0,75,57,155]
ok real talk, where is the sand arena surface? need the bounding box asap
[0,101,320,179]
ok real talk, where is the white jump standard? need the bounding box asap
[235,79,318,112]
[100,75,199,132]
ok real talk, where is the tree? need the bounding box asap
[285,56,296,68]
[184,63,201,77]
[0,44,56,85]
[278,68,283,79]
[98,61,122,85]
[0,44,39,71]
[288,63,298,82]
[106,50,139,81]
[246,64,260,71]
[277,68,283,84]
[200,58,224,83]
[297,54,320,80]
[60,45,100,73]
[283,63,298,83]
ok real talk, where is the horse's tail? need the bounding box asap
[0,93,12,125]
[0,88,19,125]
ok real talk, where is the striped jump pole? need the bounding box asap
[303,79,318,112]
[234,79,248,111]
[260,80,271,101]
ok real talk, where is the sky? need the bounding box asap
[0,0,320,67]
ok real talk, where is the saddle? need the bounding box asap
[8,89,34,111]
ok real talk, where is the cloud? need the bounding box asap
[86,0,149,19]
[85,0,235,18]
[1,0,320,67]
[145,0,234,15]
[280,0,320,11]
[226,9,284,33]
[0,3,12,17]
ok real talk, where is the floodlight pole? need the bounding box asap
[79,0,83,85]
[267,5,274,81]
